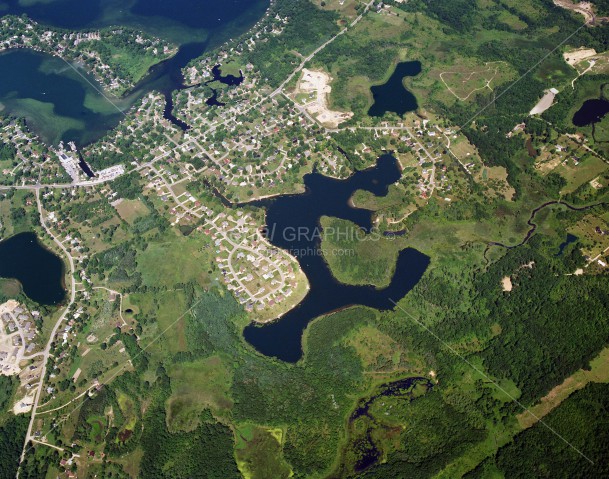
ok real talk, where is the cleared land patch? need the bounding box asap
[439,61,512,101]
[293,69,353,128]
[166,355,233,432]
[113,198,150,224]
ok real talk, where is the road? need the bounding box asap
[270,0,375,98]
[4,1,377,465]
[16,190,77,475]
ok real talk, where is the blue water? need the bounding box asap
[243,155,430,362]
[0,0,268,144]
[368,61,421,117]
[573,98,609,127]
[1,0,268,44]
[0,232,66,305]
[556,233,578,256]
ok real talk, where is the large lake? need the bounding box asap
[0,0,268,144]
[0,232,66,305]
[244,155,430,363]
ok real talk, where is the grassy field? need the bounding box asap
[166,355,233,432]
[234,424,292,479]
[345,323,426,375]
[136,232,213,289]
[114,198,150,224]
[555,155,608,193]
[0,278,20,298]
[320,216,408,288]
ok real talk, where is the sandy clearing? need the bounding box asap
[296,69,353,128]
[530,89,559,115]
[554,0,595,23]
[563,47,597,66]
[501,276,513,292]
[13,391,36,414]
[0,300,19,315]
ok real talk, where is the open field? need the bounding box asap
[136,233,212,289]
[166,355,233,431]
[234,423,291,479]
[439,62,512,102]
[113,198,150,224]
[313,0,360,21]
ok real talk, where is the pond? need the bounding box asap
[556,233,578,256]
[0,232,66,305]
[572,98,609,127]
[243,154,430,363]
[368,61,421,117]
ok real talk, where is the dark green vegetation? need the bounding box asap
[240,0,340,87]
[467,383,609,478]
[0,415,28,479]
[10,0,609,477]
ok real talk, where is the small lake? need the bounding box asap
[243,154,430,363]
[368,61,421,117]
[0,0,268,144]
[572,98,609,127]
[0,232,66,305]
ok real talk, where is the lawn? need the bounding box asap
[554,155,608,194]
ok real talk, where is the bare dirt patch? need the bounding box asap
[553,0,604,24]
[564,47,597,66]
[530,89,559,115]
[294,69,353,128]
[13,391,35,414]
[501,276,513,292]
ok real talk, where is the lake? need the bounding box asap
[0,0,268,44]
[0,50,130,145]
[368,61,421,117]
[0,232,66,305]
[243,154,430,363]
[0,0,269,144]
